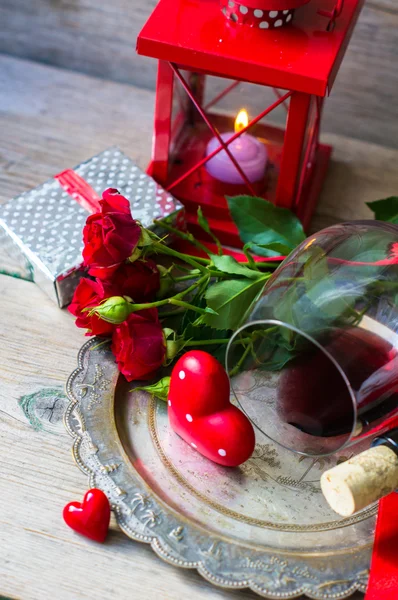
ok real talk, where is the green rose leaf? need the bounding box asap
[134,376,171,402]
[249,329,295,371]
[227,195,306,256]
[247,241,292,257]
[367,197,398,224]
[211,254,262,280]
[202,277,267,330]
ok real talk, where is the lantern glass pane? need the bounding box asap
[295,96,320,209]
[168,72,290,221]
[202,76,289,129]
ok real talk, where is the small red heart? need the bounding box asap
[168,350,255,467]
[63,489,110,543]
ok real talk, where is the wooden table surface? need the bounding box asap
[1,0,397,150]
[1,53,398,600]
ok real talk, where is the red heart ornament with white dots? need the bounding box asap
[168,350,256,467]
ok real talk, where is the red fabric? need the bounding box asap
[366,493,398,600]
[55,169,102,214]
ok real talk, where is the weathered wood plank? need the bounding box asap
[3,53,398,599]
[0,1,397,148]
[367,1,396,11]
[0,0,158,89]
[0,54,154,201]
[0,272,274,600]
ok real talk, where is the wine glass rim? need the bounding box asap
[226,318,358,458]
[337,219,398,234]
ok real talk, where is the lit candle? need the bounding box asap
[205,109,267,184]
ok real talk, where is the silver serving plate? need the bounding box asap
[65,339,374,599]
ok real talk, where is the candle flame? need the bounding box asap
[234,109,249,133]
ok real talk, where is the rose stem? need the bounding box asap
[151,242,210,274]
[172,270,230,281]
[185,337,252,347]
[172,273,201,282]
[168,300,207,313]
[154,220,280,271]
[153,219,212,256]
[229,341,252,376]
[242,246,260,271]
[129,275,210,315]
[152,243,233,279]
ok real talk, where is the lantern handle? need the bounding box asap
[318,0,344,32]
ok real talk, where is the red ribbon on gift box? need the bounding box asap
[365,493,398,600]
[55,169,102,214]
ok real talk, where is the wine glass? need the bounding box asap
[226,221,398,457]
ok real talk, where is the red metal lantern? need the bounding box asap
[137,0,364,247]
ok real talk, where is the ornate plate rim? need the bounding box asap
[64,339,370,599]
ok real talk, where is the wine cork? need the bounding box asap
[321,445,398,517]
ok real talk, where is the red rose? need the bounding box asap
[69,277,116,336]
[109,260,160,303]
[82,188,141,279]
[111,309,166,381]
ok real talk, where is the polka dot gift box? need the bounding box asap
[0,147,183,307]
[220,0,309,28]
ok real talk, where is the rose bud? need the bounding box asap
[134,376,171,402]
[91,296,133,324]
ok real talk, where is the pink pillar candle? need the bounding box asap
[205,132,267,184]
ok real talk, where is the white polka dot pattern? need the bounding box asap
[0,147,183,307]
[220,1,295,28]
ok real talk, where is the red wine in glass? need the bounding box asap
[277,327,398,442]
